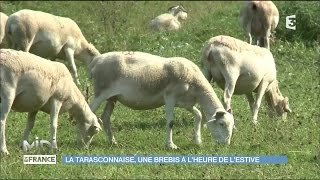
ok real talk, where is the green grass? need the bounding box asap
[1,1,319,179]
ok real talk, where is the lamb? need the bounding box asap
[0,12,8,47]
[5,9,101,85]
[239,1,279,49]
[149,5,188,32]
[88,51,235,149]
[201,35,291,124]
[0,49,102,155]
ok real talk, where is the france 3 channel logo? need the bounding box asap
[286,15,296,30]
[22,137,56,165]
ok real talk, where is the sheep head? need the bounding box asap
[276,96,292,120]
[206,110,234,145]
[76,115,102,148]
[168,5,188,21]
[86,43,101,57]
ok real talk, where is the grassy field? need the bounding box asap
[0,1,319,179]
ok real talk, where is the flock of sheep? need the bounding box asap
[0,1,292,155]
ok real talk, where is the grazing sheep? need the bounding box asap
[239,1,279,49]
[0,49,102,155]
[149,5,188,31]
[5,9,101,85]
[201,35,291,124]
[0,12,8,47]
[89,51,234,149]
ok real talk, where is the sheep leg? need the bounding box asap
[264,36,270,50]
[188,106,202,145]
[22,39,34,52]
[257,37,264,48]
[164,96,178,149]
[21,111,38,149]
[221,70,239,113]
[256,38,260,46]
[223,80,236,114]
[101,100,117,145]
[49,99,63,152]
[90,93,110,113]
[246,21,253,44]
[245,93,255,114]
[252,82,269,124]
[0,88,15,155]
[64,48,81,86]
[265,28,272,50]
[200,66,212,128]
[200,109,207,128]
[260,27,271,49]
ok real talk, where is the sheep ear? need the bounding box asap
[86,47,95,56]
[168,6,175,11]
[215,111,226,119]
[207,110,226,123]
[93,125,101,134]
[179,6,187,12]
[168,6,180,11]
[86,44,100,56]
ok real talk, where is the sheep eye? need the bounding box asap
[218,122,225,127]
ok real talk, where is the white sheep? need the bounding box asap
[0,12,8,47]
[239,1,279,49]
[88,51,234,149]
[149,5,188,32]
[0,49,102,155]
[5,9,101,85]
[201,35,291,124]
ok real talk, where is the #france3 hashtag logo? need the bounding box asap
[286,15,296,30]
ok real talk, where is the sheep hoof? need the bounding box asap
[0,148,9,155]
[195,141,202,146]
[74,78,81,86]
[166,143,178,149]
[109,137,118,146]
[195,136,202,145]
[110,141,118,146]
[51,140,58,152]
[20,141,28,152]
[233,125,237,131]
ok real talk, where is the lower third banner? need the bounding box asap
[61,155,288,164]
